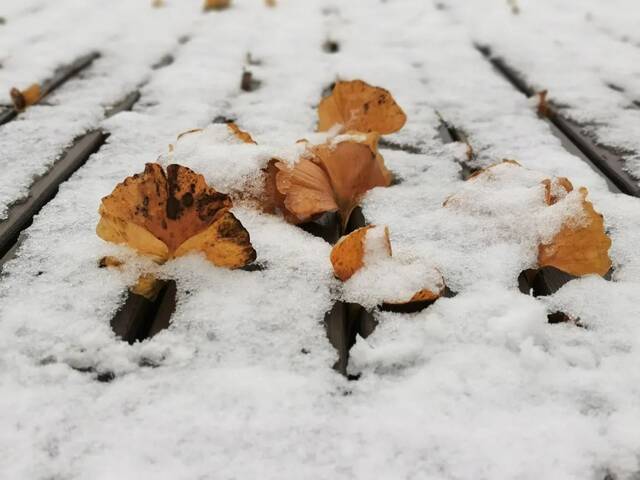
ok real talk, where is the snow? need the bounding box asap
[1,0,640,479]
[441,0,640,178]
[0,0,201,218]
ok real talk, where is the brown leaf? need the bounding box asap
[330,225,391,281]
[10,84,41,111]
[274,136,392,228]
[203,0,230,10]
[317,80,406,134]
[97,163,256,268]
[444,160,611,277]
[538,187,611,276]
[332,225,445,306]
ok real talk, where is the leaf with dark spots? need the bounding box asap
[97,163,255,268]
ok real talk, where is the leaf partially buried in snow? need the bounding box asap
[331,225,445,308]
[539,187,611,276]
[10,83,41,111]
[97,163,256,268]
[271,134,392,229]
[330,225,391,281]
[318,80,406,134]
[445,160,611,277]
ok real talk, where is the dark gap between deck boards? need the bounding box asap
[476,44,640,197]
[0,51,100,126]
[299,206,380,376]
[436,114,477,179]
[0,89,140,267]
[475,46,627,319]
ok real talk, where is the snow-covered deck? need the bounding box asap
[1,1,640,478]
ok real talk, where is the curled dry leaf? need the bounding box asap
[539,187,611,276]
[268,135,392,229]
[10,84,41,111]
[203,0,230,10]
[97,163,256,268]
[331,225,445,307]
[317,80,406,134]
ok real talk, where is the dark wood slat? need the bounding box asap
[0,89,139,266]
[0,130,106,261]
[111,280,177,344]
[476,44,640,197]
[146,280,177,338]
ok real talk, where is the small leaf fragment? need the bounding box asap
[203,0,230,10]
[131,274,164,301]
[10,83,41,111]
[227,122,256,144]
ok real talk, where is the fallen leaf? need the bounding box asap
[445,160,611,277]
[330,225,391,281]
[97,163,256,268]
[317,80,406,134]
[538,187,611,276]
[203,0,230,10]
[332,225,445,308]
[273,136,392,229]
[10,84,41,111]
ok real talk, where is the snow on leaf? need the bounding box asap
[330,225,391,281]
[332,225,445,308]
[538,187,612,276]
[446,160,611,277]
